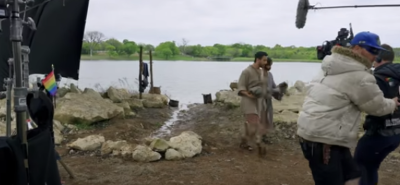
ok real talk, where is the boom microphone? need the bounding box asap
[295,0,310,29]
[295,0,400,29]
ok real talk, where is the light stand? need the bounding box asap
[0,0,37,180]
[4,59,14,137]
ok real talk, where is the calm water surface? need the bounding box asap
[33,61,321,105]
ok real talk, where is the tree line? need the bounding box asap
[82,31,400,61]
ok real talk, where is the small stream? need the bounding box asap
[154,103,189,137]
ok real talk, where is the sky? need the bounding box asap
[85,0,400,47]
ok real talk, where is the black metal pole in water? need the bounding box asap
[139,46,143,99]
[309,4,400,10]
[9,0,29,180]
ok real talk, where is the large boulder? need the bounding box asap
[132,145,162,162]
[67,135,105,151]
[70,84,82,94]
[54,92,124,125]
[272,93,305,113]
[169,131,202,158]
[215,90,240,108]
[293,80,306,92]
[107,87,131,103]
[287,80,307,95]
[131,93,168,108]
[126,98,144,110]
[57,87,70,98]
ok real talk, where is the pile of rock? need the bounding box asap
[67,131,202,162]
[0,84,170,142]
[55,84,169,125]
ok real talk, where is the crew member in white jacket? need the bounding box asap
[296,32,400,185]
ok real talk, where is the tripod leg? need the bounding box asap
[58,158,75,179]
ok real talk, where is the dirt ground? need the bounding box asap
[59,104,400,185]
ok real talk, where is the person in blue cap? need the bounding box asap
[296,31,400,185]
[354,43,400,185]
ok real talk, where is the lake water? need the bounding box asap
[33,61,321,105]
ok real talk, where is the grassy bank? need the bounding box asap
[81,54,209,61]
[81,54,320,62]
[81,54,400,63]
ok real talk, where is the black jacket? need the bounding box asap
[364,63,400,134]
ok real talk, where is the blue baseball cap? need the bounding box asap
[350,32,386,53]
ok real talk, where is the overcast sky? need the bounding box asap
[85,0,400,47]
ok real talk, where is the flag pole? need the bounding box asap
[52,64,56,108]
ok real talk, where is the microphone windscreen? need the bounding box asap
[296,0,310,29]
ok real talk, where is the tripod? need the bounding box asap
[1,0,74,181]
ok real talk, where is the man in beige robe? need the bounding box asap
[237,51,268,155]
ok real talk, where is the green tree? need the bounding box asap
[81,36,400,62]
[81,41,90,54]
[213,44,226,56]
[121,40,138,57]
[155,41,179,59]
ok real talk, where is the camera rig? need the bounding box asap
[316,23,354,60]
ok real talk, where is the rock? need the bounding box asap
[143,100,165,108]
[215,90,241,108]
[273,110,298,139]
[107,87,131,103]
[70,84,82,94]
[55,93,124,125]
[53,120,64,132]
[0,98,15,120]
[165,148,184,161]
[54,128,63,144]
[0,120,16,136]
[131,94,168,105]
[119,145,135,158]
[57,87,70,98]
[0,123,6,136]
[83,88,102,98]
[101,140,129,155]
[149,138,171,152]
[229,82,238,91]
[132,145,162,162]
[293,80,306,93]
[389,152,400,159]
[115,102,134,116]
[169,131,202,158]
[126,99,144,110]
[64,124,78,134]
[272,93,304,113]
[67,135,105,151]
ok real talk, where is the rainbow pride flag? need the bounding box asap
[42,71,57,96]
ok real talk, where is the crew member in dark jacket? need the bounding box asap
[354,44,400,185]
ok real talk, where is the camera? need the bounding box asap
[316,24,354,60]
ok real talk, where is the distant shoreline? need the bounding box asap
[81,55,400,63]
[80,55,321,63]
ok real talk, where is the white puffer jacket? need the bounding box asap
[297,46,397,148]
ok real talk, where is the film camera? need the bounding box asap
[316,23,354,60]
